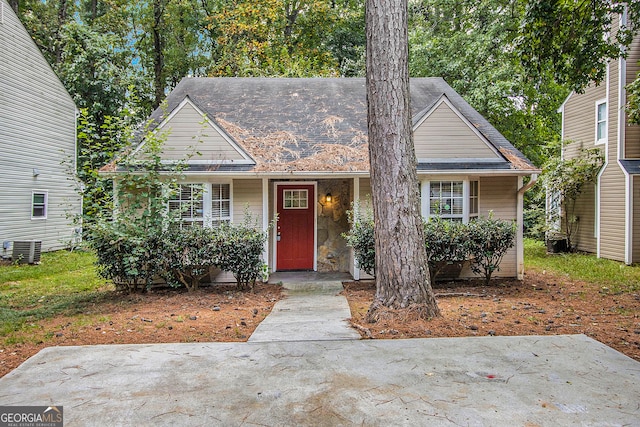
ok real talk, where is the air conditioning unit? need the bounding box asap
[13,240,42,264]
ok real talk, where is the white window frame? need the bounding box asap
[168,184,205,228]
[421,179,479,223]
[282,189,309,209]
[168,182,232,228]
[209,182,232,227]
[595,99,607,145]
[31,191,48,219]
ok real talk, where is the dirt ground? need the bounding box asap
[2,271,639,378]
[343,271,640,363]
[0,283,283,378]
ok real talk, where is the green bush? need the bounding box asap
[467,214,517,285]
[342,207,375,275]
[216,216,269,291]
[163,226,219,292]
[344,209,517,284]
[423,217,471,284]
[89,222,164,293]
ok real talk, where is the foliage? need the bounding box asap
[627,76,640,125]
[163,226,219,292]
[343,204,376,275]
[517,0,640,93]
[85,117,191,292]
[76,109,130,223]
[540,146,604,250]
[467,214,517,285]
[345,208,517,284]
[408,0,567,169]
[89,221,164,293]
[525,239,640,293]
[215,211,271,291]
[423,217,471,284]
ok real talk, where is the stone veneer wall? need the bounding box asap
[316,179,351,272]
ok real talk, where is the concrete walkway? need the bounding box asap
[249,272,361,342]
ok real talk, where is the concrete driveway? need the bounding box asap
[1,336,639,426]
[1,273,639,425]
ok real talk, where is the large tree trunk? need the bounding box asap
[365,0,440,320]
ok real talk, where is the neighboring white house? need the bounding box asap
[104,77,539,281]
[0,0,81,258]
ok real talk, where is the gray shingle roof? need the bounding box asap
[147,77,536,173]
[620,160,640,175]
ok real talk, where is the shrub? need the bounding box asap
[163,226,219,292]
[343,206,375,275]
[423,217,471,284]
[541,146,603,250]
[215,212,270,291]
[467,214,517,285]
[89,222,164,293]
[345,208,517,284]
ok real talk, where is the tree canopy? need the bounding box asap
[13,0,640,222]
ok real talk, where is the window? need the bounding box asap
[469,180,479,217]
[210,183,231,227]
[424,180,479,223]
[169,184,204,227]
[31,191,47,219]
[596,100,607,144]
[169,183,231,228]
[283,189,308,209]
[430,181,463,220]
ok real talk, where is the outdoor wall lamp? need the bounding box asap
[325,193,332,203]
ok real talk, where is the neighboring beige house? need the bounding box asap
[106,77,538,280]
[0,0,81,259]
[557,11,640,265]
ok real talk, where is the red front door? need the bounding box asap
[276,184,315,270]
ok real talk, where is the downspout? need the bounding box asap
[518,174,538,195]
[516,174,538,280]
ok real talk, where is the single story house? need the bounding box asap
[106,77,538,280]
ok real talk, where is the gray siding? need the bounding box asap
[158,102,246,161]
[0,0,81,254]
[414,102,500,160]
[232,179,263,224]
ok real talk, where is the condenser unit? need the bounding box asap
[12,240,42,264]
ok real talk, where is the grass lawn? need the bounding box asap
[0,250,111,344]
[524,238,640,293]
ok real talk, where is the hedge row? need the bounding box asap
[89,220,267,293]
[343,212,516,285]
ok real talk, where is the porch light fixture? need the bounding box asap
[325,193,332,203]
